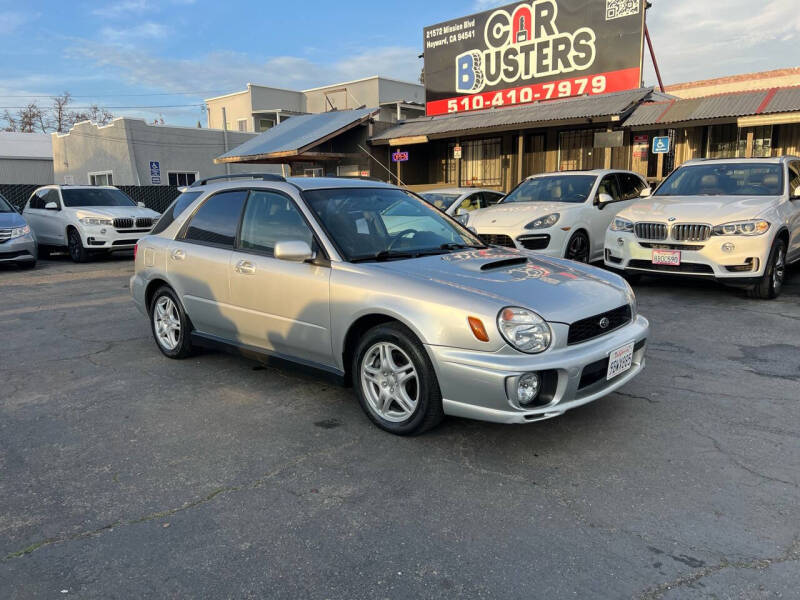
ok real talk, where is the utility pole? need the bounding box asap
[222,107,231,175]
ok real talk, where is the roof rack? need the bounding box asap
[190,173,286,187]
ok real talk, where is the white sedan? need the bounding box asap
[419,188,505,222]
[464,170,650,263]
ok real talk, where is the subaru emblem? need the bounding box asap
[599,317,610,329]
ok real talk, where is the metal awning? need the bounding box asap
[624,86,800,129]
[216,107,378,164]
[370,89,654,145]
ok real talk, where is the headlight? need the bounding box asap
[454,213,469,225]
[10,225,30,239]
[79,217,113,226]
[712,220,770,236]
[610,217,634,232]
[497,307,552,354]
[623,280,637,317]
[525,213,560,230]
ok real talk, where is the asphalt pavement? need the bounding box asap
[1,254,798,599]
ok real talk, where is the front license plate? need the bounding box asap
[607,342,635,381]
[652,249,681,266]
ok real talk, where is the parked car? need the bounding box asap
[419,187,504,222]
[605,157,800,299]
[0,192,37,269]
[23,185,160,262]
[131,174,649,435]
[464,170,650,262]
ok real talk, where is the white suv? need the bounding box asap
[465,170,649,262]
[23,185,160,262]
[605,157,800,299]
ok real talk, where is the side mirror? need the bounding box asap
[274,240,315,262]
[640,187,653,198]
[45,201,58,210]
[137,202,146,208]
[596,193,614,209]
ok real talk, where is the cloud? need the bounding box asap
[0,11,38,34]
[100,22,169,43]
[91,0,196,18]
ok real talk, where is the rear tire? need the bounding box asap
[67,229,89,263]
[748,238,787,300]
[352,323,444,436]
[149,286,194,358]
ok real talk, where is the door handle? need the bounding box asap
[235,260,256,274]
[171,249,186,261]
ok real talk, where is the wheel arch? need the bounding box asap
[145,278,172,312]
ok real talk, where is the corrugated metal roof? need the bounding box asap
[371,89,652,143]
[218,107,377,161]
[624,86,800,127]
[0,132,53,160]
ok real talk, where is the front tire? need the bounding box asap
[352,323,444,436]
[748,238,787,300]
[565,231,590,263]
[149,286,193,358]
[67,229,89,263]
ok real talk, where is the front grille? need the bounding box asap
[638,242,705,251]
[567,305,632,346]
[635,222,667,240]
[0,228,11,243]
[578,339,647,390]
[478,233,515,248]
[114,218,134,229]
[517,235,550,250]
[136,217,154,229]
[112,239,139,246]
[672,224,711,242]
[629,260,714,274]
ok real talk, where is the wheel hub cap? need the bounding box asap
[154,296,181,351]
[360,342,419,423]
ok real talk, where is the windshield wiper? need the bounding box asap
[439,243,486,251]
[350,250,418,263]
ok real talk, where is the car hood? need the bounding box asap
[373,247,630,324]
[0,211,26,228]
[71,206,160,219]
[619,196,780,224]
[468,202,581,228]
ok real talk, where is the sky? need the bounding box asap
[1,0,799,127]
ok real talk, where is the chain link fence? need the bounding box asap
[0,184,180,213]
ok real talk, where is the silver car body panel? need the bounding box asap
[132,177,648,424]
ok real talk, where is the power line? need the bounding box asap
[0,104,204,110]
[0,90,231,98]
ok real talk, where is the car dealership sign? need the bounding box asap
[423,0,645,116]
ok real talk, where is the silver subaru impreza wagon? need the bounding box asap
[131,174,649,435]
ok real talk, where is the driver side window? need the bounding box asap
[597,175,621,203]
[458,193,482,213]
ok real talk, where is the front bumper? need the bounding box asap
[79,225,153,251]
[0,234,37,263]
[476,226,569,257]
[427,315,649,424]
[604,230,770,280]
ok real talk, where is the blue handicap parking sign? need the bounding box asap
[652,136,670,154]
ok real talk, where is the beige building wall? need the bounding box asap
[666,67,800,99]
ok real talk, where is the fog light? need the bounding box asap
[722,242,735,253]
[617,237,625,247]
[517,373,541,406]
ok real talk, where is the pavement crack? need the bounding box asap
[639,538,800,599]
[614,391,660,404]
[2,438,359,562]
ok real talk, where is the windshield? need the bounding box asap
[503,175,597,204]
[655,164,784,197]
[303,188,485,262]
[62,188,136,208]
[420,192,461,210]
[0,194,14,213]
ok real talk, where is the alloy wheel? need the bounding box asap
[360,342,419,423]
[567,234,589,262]
[153,296,181,351]
[773,246,786,292]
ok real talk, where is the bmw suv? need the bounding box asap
[23,185,160,262]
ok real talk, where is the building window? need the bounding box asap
[446,138,502,186]
[558,130,604,171]
[258,119,274,131]
[168,172,197,187]
[89,171,113,186]
[747,126,773,158]
[237,119,248,132]
[708,124,739,158]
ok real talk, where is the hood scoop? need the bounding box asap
[480,257,528,271]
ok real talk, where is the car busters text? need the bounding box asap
[423,0,644,116]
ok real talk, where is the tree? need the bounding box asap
[0,93,115,132]
[71,104,114,127]
[52,92,72,133]
[17,103,46,133]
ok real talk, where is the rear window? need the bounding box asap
[151,191,202,235]
[182,190,247,247]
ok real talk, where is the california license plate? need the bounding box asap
[652,249,681,266]
[607,342,635,381]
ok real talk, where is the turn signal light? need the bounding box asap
[134,243,138,260]
[468,316,490,342]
